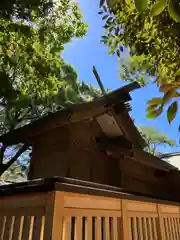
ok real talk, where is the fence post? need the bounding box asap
[157,203,165,240]
[121,199,129,240]
[44,192,64,240]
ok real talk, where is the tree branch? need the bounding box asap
[0,144,29,176]
[0,144,7,165]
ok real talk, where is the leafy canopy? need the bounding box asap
[0,0,89,179]
[99,0,180,125]
[0,0,87,104]
[138,126,176,155]
[119,54,152,86]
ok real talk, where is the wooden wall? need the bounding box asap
[28,116,173,199]
[28,119,111,185]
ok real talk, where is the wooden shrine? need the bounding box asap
[0,82,179,201]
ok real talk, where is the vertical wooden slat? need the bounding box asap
[86,217,92,240]
[152,218,158,240]
[175,218,179,240]
[29,216,34,240]
[163,218,167,240]
[165,218,170,240]
[133,218,138,240]
[176,218,180,238]
[173,218,178,240]
[0,216,6,240]
[168,218,173,240]
[21,216,33,240]
[144,218,148,240]
[9,216,15,240]
[105,217,110,240]
[138,217,143,240]
[148,218,153,240]
[12,216,24,240]
[128,218,132,240]
[175,218,180,239]
[96,217,102,239]
[32,216,45,240]
[3,216,15,240]
[75,217,82,240]
[40,216,45,240]
[112,217,118,240]
[62,216,71,240]
[171,218,176,240]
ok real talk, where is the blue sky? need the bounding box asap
[63,0,180,153]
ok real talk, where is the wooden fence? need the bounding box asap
[0,188,180,239]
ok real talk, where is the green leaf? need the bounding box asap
[102,15,109,20]
[167,101,178,124]
[146,107,162,118]
[135,0,149,13]
[159,84,174,93]
[162,89,177,106]
[116,49,120,57]
[148,97,162,106]
[151,0,167,16]
[168,0,180,22]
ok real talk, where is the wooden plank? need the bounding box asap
[12,216,24,240]
[75,217,82,240]
[168,218,173,240]
[175,218,180,239]
[133,218,138,240]
[64,196,121,210]
[129,212,158,217]
[138,218,143,240]
[44,192,64,240]
[21,216,34,239]
[171,218,176,240]
[112,217,118,240]
[152,218,158,240]
[0,193,47,210]
[148,218,153,240]
[0,216,6,240]
[173,218,178,240]
[157,204,166,240]
[127,201,156,212]
[144,218,148,240]
[128,218,132,240]
[105,217,110,240]
[176,218,180,237]
[165,218,171,240]
[160,205,180,214]
[96,217,102,239]
[86,217,92,240]
[121,200,129,239]
[32,216,45,240]
[64,208,121,217]
[62,216,71,240]
[3,216,15,240]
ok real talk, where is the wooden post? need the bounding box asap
[44,192,64,240]
[156,203,165,240]
[121,199,129,240]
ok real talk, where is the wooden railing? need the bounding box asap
[0,178,180,239]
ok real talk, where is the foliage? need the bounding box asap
[99,0,180,126]
[0,0,87,103]
[0,0,53,20]
[138,126,176,155]
[0,0,89,180]
[119,54,152,86]
[100,0,180,22]
[0,64,102,180]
